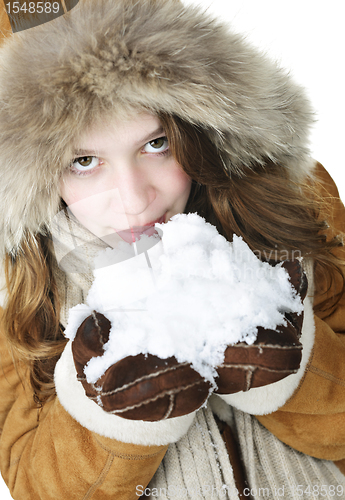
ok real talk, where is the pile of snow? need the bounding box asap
[64,213,303,385]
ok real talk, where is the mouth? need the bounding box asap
[115,213,166,243]
[143,214,166,227]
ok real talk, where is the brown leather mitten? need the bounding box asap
[72,312,212,421]
[215,260,308,395]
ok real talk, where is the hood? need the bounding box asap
[0,0,314,255]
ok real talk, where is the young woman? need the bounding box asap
[0,1,345,499]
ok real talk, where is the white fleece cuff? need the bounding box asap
[217,292,315,415]
[54,341,195,446]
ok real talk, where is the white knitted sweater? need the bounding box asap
[148,398,345,500]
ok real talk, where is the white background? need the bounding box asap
[182,0,345,201]
[0,1,344,498]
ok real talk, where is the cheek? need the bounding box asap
[59,176,82,206]
[59,176,108,230]
[59,175,101,206]
[162,164,192,202]
[59,175,111,212]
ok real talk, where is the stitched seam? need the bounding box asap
[162,394,175,419]
[94,437,166,459]
[107,379,204,414]
[219,363,300,372]
[309,365,345,386]
[229,344,302,349]
[83,452,114,500]
[91,310,104,348]
[78,361,190,397]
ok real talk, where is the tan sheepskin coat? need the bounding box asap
[0,1,345,498]
[1,161,344,498]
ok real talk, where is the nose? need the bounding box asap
[107,162,156,217]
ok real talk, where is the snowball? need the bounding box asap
[68,213,304,385]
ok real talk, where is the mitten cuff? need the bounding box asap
[54,341,196,446]
[218,290,315,415]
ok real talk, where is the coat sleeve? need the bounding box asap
[218,162,345,472]
[0,311,171,500]
[255,163,345,472]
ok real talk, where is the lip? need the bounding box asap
[114,213,166,243]
[143,213,166,227]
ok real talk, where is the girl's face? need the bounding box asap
[59,112,192,245]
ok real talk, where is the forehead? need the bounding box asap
[74,112,164,153]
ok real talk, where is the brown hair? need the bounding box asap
[2,113,344,404]
[159,114,345,308]
[2,234,67,404]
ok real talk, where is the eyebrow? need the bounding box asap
[139,126,165,145]
[73,126,166,157]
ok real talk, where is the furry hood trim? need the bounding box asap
[0,0,314,255]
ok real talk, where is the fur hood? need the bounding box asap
[0,0,314,255]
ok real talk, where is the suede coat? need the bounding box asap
[0,1,345,499]
[1,163,345,500]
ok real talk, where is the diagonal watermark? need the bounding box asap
[51,189,164,315]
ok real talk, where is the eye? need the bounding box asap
[71,156,100,172]
[143,137,169,154]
